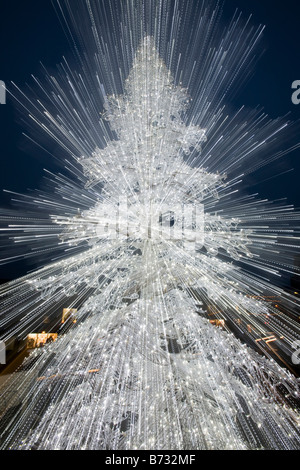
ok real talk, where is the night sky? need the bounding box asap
[0,0,299,280]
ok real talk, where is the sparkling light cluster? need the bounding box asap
[0,0,300,450]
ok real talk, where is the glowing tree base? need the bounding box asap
[1,288,300,450]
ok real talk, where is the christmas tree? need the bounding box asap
[1,34,300,450]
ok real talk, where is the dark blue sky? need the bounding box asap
[0,0,299,280]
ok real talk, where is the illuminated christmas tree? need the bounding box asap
[0,1,300,450]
